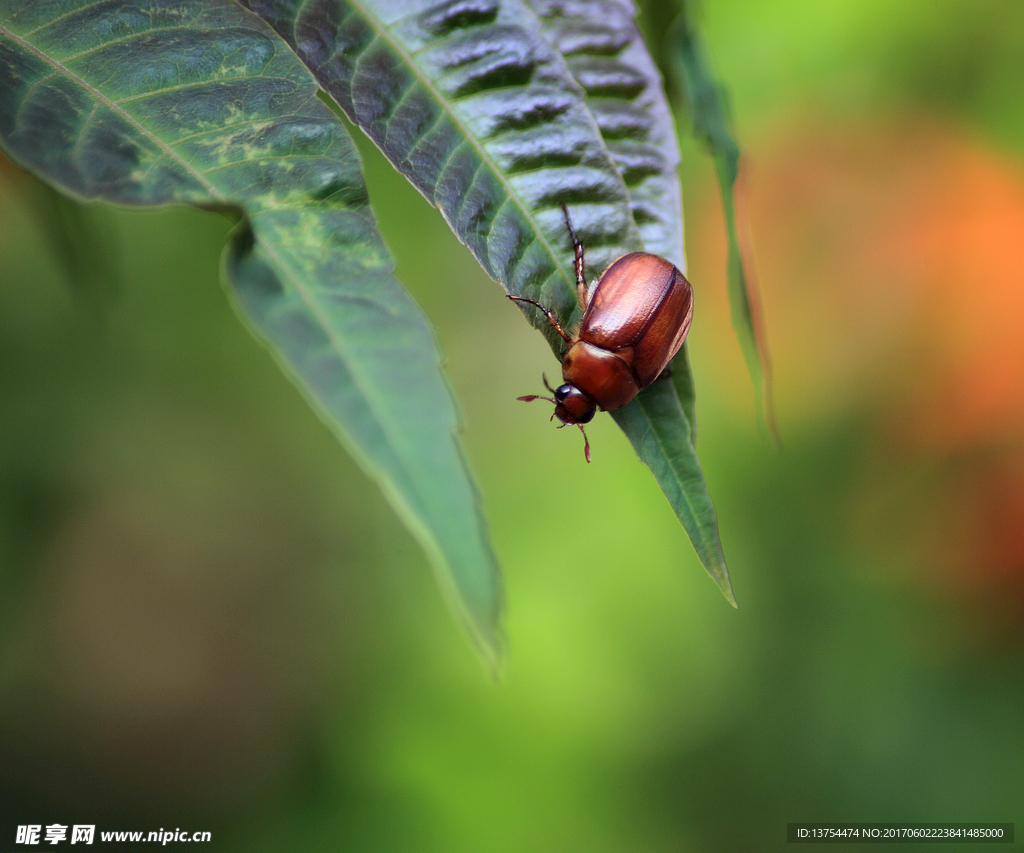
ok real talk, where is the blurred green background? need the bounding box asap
[2,1,1022,850]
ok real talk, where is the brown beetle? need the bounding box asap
[509,205,693,462]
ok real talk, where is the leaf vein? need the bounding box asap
[19,0,111,38]
[113,74,292,105]
[0,20,222,200]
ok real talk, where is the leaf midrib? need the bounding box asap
[252,227,494,639]
[248,210,451,531]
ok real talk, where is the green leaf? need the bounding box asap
[532,0,729,598]
[611,385,734,605]
[0,0,504,663]
[669,1,776,441]
[241,0,732,600]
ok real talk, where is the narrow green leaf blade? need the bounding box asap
[612,383,734,604]
[530,0,730,594]
[670,2,775,438]
[222,215,504,663]
[0,0,503,662]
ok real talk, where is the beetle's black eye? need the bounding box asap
[552,384,597,425]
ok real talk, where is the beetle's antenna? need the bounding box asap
[561,203,588,308]
[516,394,557,405]
[507,294,573,344]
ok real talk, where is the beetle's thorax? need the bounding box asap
[561,340,641,412]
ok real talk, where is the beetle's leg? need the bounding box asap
[561,204,589,309]
[575,423,591,462]
[655,365,673,381]
[555,420,591,463]
[507,295,573,344]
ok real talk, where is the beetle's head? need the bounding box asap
[516,376,594,462]
[552,383,596,425]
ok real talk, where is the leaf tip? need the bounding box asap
[722,583,739,609]
[469,622,507,677]
[708,565,738,608]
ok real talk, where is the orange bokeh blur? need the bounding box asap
[690,116,1024,605]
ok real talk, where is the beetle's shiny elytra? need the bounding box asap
[509,205,694,462]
